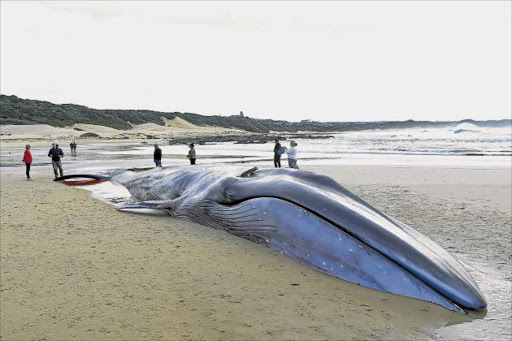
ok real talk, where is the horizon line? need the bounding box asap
[1,93,511,124]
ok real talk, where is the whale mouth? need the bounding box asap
[213,169,488,312]
[55,174,107,186]
[219,193,485,313]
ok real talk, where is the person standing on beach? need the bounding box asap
[154,144,162,167]
[48,143,64,179]
[187,143,196,165]
[273,139,283,168]
[284,140,299,169]
[22,144,32,180]
[70,140,77,156]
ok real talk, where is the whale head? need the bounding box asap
[193,168,487,312]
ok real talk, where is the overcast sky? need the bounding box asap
[1,1,510,122]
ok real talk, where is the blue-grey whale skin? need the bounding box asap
[90,166,486,312]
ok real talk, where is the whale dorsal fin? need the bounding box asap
[239,167,259,178]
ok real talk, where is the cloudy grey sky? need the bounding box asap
[1,1,510,122]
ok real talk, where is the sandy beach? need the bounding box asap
[2,1,510,339]
[1,157,510,340]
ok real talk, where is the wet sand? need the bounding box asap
[1,164,510,340]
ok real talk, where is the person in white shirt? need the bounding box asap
[284,140,299,169]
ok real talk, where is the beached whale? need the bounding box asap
[57,166,487,313]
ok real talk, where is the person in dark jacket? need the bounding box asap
[153,144,162,167]
[273,139,282,168]
[22,144,33,180]
[48,143,64,179]
[187,143,196,165]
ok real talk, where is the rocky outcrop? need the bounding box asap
[168,133,334,145]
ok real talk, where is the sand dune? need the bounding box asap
[1,119,243,141]
[74,123,124,135]
[130,123,170,132]
[162,116,198,129]
[0,124,72,139]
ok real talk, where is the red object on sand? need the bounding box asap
[62,178,105,186]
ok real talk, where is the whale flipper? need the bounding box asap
[118,200,176,210]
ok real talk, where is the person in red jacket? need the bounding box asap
[22,144,33,180]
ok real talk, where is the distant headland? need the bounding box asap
[1,94,510,133]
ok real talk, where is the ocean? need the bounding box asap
[2,125,511,170]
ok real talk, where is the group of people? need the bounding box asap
[70,140,77,156]
[22,139,297,181]
[153,143,196,168]
[22,142,67,180]
[273,139,299,169]
[154,140,297,170]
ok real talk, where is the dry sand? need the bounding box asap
[1,162,510,340]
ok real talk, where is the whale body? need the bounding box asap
[59,166,487,313]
